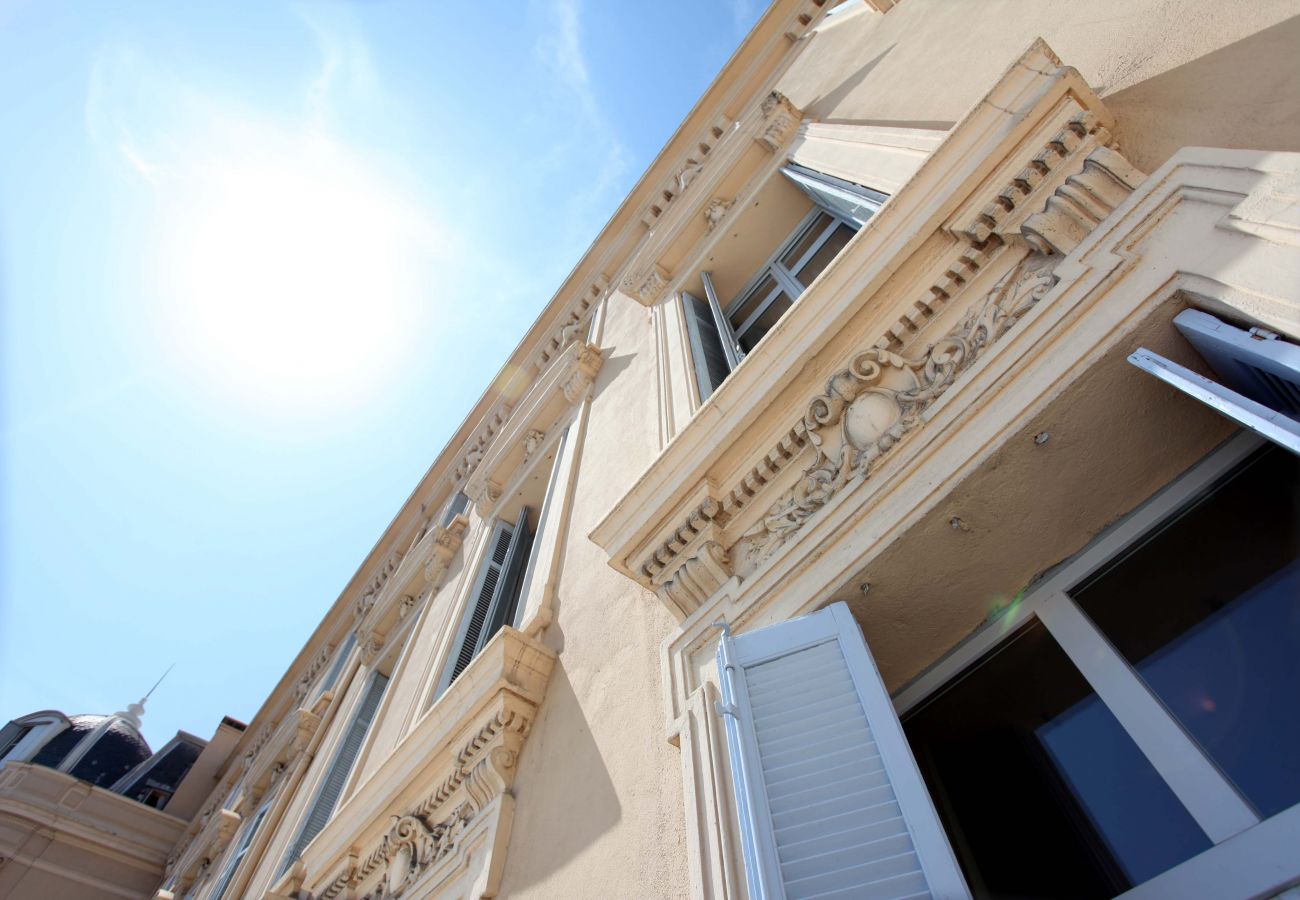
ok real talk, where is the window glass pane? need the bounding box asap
[780,211,835,270]
[793,222,855,289]
[904,618,1211,898]
[1072,443,1300,818]
[727,273,779,331]
[736,292,793,354]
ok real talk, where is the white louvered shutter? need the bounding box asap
[282,672,388,872]
[441,519,515,691]
[716,602,969,900]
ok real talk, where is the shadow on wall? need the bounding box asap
[591,352,634,403]
[1106,14,1300,172]
[807,45,895,123]
[501,661,621,891]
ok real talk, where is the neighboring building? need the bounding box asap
[0,703,243,898]
[39,1,1299,898]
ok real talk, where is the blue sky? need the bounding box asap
[0,0,764,751]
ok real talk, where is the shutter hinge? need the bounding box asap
[715,701,740,720]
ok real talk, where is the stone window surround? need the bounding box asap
[591,34,1300,899]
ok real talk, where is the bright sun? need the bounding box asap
[160,139,433,415]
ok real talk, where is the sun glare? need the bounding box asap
[159,139,435,415]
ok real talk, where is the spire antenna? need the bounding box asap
[144,663,176,702]
[115,664,175,730]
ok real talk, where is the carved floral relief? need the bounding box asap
[745,251,1060,556]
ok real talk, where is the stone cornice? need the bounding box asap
[0,763,186,867]
[198,0,832,816]
[274,626,555,900]
[463,339,604,514]
[590,39,1146,618]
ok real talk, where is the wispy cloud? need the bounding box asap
[531,0,629,251]
[724,0,762,31]
[297,4,380,131]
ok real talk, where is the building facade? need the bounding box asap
[0,704,242,897]
[146,2,1300,898]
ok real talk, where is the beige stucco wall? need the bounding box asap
[496,291,691,897]
[495,6,1300,897]
[782,1,1300,175]
[151,3,1300,898]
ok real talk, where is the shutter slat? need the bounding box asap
[766,756,885,802]
[755,711,872,754]
[762,742,882,783]
[282,673,388,871]
[779,816,911,864]
[802,870,930,900]
[773,791,902,835]
[448,523,514,685]
[768,767,892,816]
[759,725,876,772]
[782,834,914,883]
[748,681,857,723]
[786,849,922,899]
[716,602,970,900]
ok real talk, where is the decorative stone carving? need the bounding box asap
[398,594,417,620]
[292,641,336,704]
[424,516,468,585]
[676,158,705,192]
[1023,146,1145,255]
[561,343,604,403]
[355,591,376,621]
[522,428,546,459]
[704,197,732,232]
[656,541,733,619]
[358,631,387,666]
[318,707,535,900]
[620,264,670,305]
[757,91,800,153]
[749,252,1059,550]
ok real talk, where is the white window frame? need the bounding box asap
[684,166,887,402]
[893,430,1300,898]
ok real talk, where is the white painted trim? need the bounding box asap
[1037,591,1259,843]
[1118,801,1300,900]
[1129,348,1300,453]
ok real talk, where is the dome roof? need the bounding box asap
[27,712,152,788]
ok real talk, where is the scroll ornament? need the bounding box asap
[750,252,1058,548]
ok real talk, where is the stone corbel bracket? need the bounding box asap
[463,339,603,516]
[286,627,555,900]
[757,91,801,153]
[355,513,470,668]
[592,38,1147,621]
[239,706,322,811]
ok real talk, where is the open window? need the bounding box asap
[715,435,1300,900]
[431,432,566,703]
[279,671,389,876]
[682,165,887,401]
